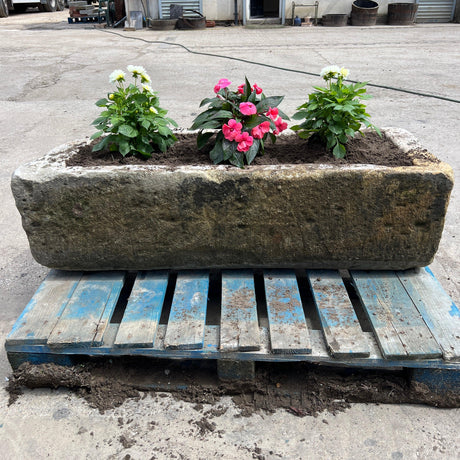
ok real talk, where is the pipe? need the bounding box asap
[234,0,238,25]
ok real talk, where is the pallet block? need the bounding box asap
[5,267,460,394]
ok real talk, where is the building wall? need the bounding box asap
[201,0,394,21]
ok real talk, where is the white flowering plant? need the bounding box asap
[191,77,289,168]
[292,66,380,158]
[91,66,177,158]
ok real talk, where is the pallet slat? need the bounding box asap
[114,271,169,348]
[264,270,311,354]
[47,272,125,348]
[351,271,442,360]
[307,270,370,358]
[398,267,460,361]
[220,270,260,352]
[6,270,82,346]
[164,271,209,350]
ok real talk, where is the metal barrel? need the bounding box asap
[387,3,418,25]
[351,0,379,26]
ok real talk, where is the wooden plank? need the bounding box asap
[6,270,83,346]
[164,271,209,350]
[351,271,441,360]
[220,270,260,352]
[47,272,125,348]
[398,267,460,361]
[114,271,169,348]
[307,270,370,358]
[263,270,311,354]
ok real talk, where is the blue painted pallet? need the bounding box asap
[5,267,460,392]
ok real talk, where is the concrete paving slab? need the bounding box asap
[0,10,459,459]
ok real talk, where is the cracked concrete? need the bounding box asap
[0,9,459,460]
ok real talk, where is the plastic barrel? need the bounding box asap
[322,14,349,26]
[351,0,379,26]
[387,3,418,25]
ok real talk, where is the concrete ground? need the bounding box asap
[0,9,459,459]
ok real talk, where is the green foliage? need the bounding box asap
[91,66,177,158]
[292,66,380,159]
[191,77,289,168]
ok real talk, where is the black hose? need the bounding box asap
[98,29,460,104]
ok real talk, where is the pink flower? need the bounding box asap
[239,102,257,116]
[222,119,242,141]
[259,121,271,133]
[214,78,232,93]
[237,84,246,94]
[252,83,263,95]
[275,117,288,133]
[251,121,271,139]
[266,107,278,120]
[235,131,254,152]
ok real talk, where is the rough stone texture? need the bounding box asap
[11,128,454,271]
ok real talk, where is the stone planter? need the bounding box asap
[11,128,453,271]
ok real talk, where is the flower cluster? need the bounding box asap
[292,65,380,159]
[191,77,289,167]
[91,65,177,158]
[319,65,349,81]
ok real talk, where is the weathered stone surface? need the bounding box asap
[11,128,454,271]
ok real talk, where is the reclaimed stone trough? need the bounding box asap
[11,128,453,271]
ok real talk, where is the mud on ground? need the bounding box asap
[6,359,460,417]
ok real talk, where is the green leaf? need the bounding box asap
[245,139,260,165]
[292,111,308,121]
[277,108,290,120]
[90,131,104,140]
[95,98,108,107]
[209,141,225,164]
[141,119,151,130]
[119,140,131,157]
[333,142,346,159]
[244,76,252,99]
[197,131,215,150]
[297,131,311,140]
[199,97,218,107]
[118,124,138,138]
[191,109,233,130]
[158,125,172,137]
[256,96,284,114]
[222,138,238,161]
[92,116,109,125]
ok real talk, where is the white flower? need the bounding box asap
[127,65,147,77]
[149,107,157,114]
[142,84,153,93]
[140,72,151,83]
[340,67,350,79]
[109,69,125,83]
[320,65,341,80]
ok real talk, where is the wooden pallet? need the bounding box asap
[5,267,460,393]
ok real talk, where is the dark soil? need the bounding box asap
[6,359,459,417]
[66,132,423,168]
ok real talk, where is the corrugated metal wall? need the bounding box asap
[416,0,456,22]
[159,0,202,18]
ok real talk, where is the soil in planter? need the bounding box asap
[7,360,459,416]
[66,132,427,168]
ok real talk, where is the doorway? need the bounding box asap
[250,0,279,18]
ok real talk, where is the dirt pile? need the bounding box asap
[6,360,459,416]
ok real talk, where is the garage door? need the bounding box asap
[416,0,456,22]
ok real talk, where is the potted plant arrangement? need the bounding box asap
[11,65,453,271]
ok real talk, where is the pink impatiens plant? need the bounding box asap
[191,77,289,167]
